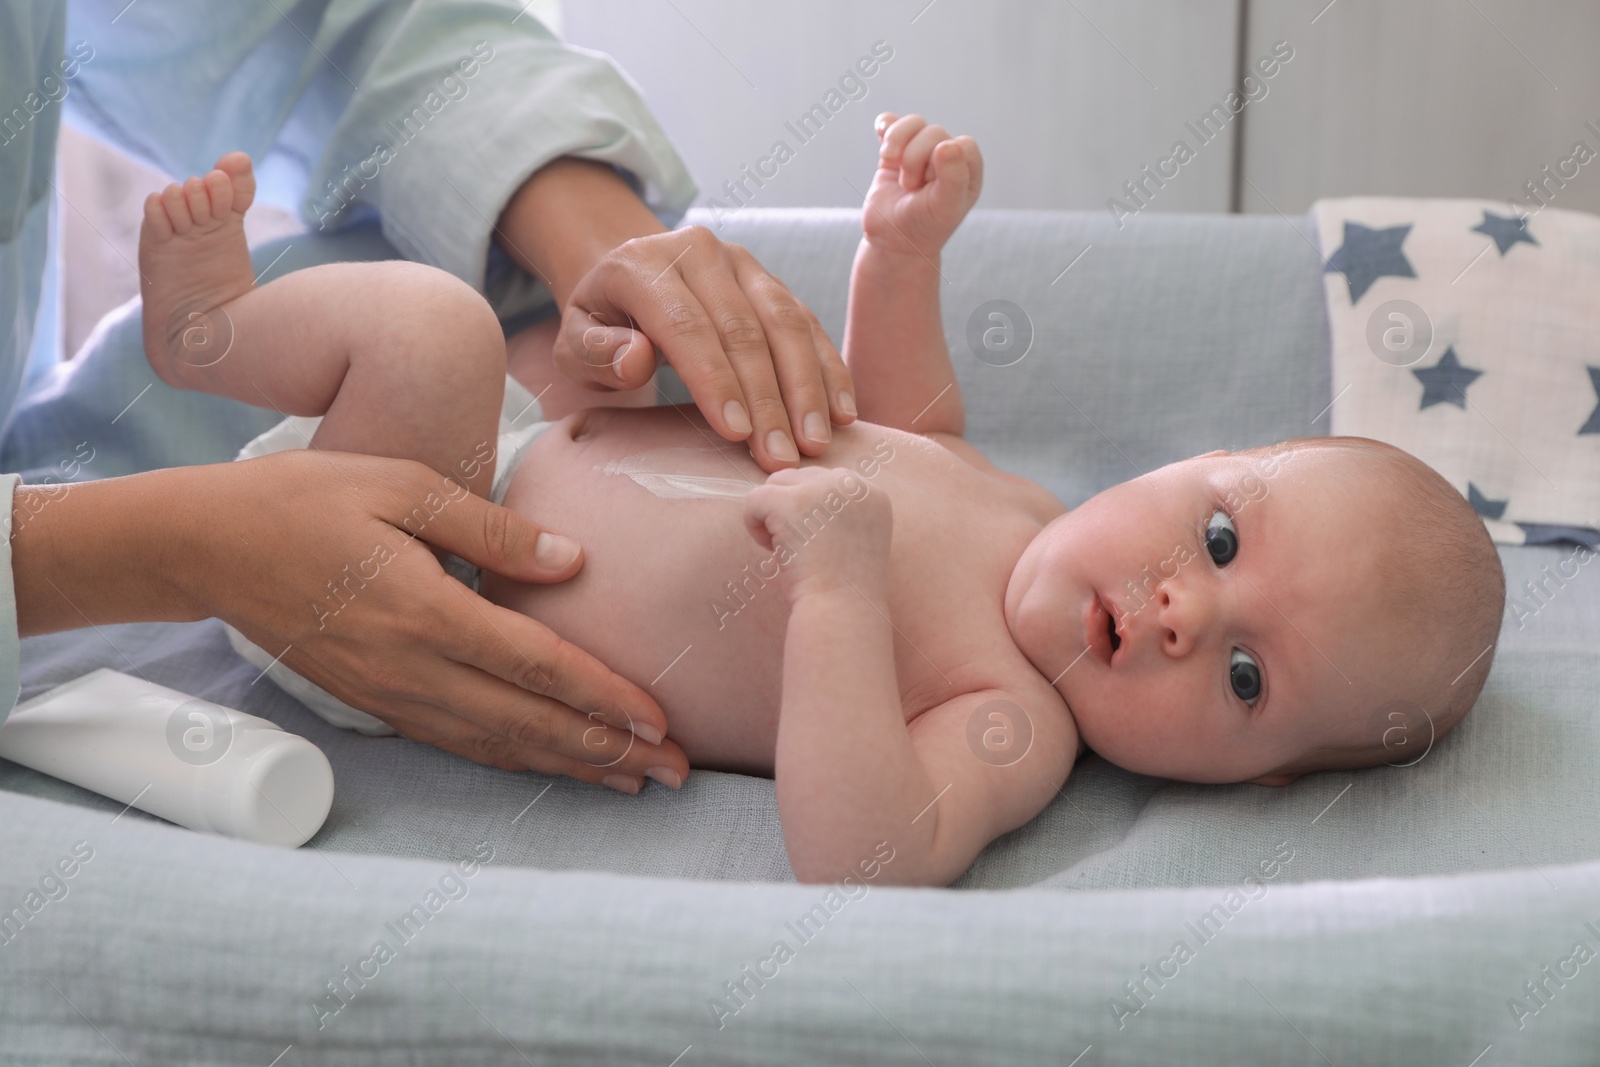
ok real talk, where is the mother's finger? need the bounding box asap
[564,237,756,442]
[810,308,856,424]
[557,306,659,392]
[729,252,844,455]
[678,247,804,470]
[433,575,671,749]
[379,694,660,792]
[407,640,687,782]
[389,461,585,584]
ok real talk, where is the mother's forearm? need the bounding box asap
[11,470,203,637]
[494,157,667,308]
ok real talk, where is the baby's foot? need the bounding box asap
[138,152,257,374]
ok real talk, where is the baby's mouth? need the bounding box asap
[1084,593,1122,667]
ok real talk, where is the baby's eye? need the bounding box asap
[1204,510,1238,566]
[1230,649,1262,703]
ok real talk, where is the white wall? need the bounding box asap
[564,0,1600,221]
[1242,0,1600,217]
[56,1,1600,354]
[561,0,1242,216]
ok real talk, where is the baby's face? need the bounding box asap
[1004,448,1395,784]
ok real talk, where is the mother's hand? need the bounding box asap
[554,226,857,472]
[496,157,856,473]
[11,451,688,792]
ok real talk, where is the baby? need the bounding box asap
[138,115,1505,887]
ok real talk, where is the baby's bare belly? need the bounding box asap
[481,405,1034,775]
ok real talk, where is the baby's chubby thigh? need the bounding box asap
[305,261,507,498]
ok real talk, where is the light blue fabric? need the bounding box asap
[60,0,696,292]
[0,0,698,729]
[0,0,70,722]
[3,786,1596,1065]
[7,206,1593,1062]
[0,3,65,423]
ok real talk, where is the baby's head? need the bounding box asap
[1004,437,1504,785]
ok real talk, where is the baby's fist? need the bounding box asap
[864,113,983,259]
[742,466,892,602]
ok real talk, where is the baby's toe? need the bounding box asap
[159,183,193,235]
[182,176,212,226]
[203,168,235,221]
[141,191,174,241]
[214,151,256,212]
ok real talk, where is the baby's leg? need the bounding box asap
[139,154,503,496]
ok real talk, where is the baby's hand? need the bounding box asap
[863,113,983,260]
[742,466,892,603]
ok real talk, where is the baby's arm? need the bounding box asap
[139,154,504,497]
[744,467,1074,886]
[842,115,982,437]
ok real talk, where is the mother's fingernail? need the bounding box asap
[603,774,641,794]
[534,531,579,568]
[630,721,663,746]
[766,430,799,462]
[611,343,631,376]
[803,411,829,444]
[646,766,682,789]
[838,391,857,418]
[723,399,752,436]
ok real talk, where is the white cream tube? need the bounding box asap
[0,669,334,848]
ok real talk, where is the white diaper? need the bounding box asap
[223,377,552,735]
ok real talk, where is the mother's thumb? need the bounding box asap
[556,306,656,390]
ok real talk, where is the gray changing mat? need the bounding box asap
[2,208,1595,1064]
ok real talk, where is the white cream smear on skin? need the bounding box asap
[598,446,757,501]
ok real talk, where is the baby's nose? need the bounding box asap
[1155,582,1214,659]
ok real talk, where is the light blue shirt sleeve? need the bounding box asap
[0,474,19,713]
[0,1,69,718]
[63,0,698,300]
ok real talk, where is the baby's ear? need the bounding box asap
[1248,772,1298,787]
